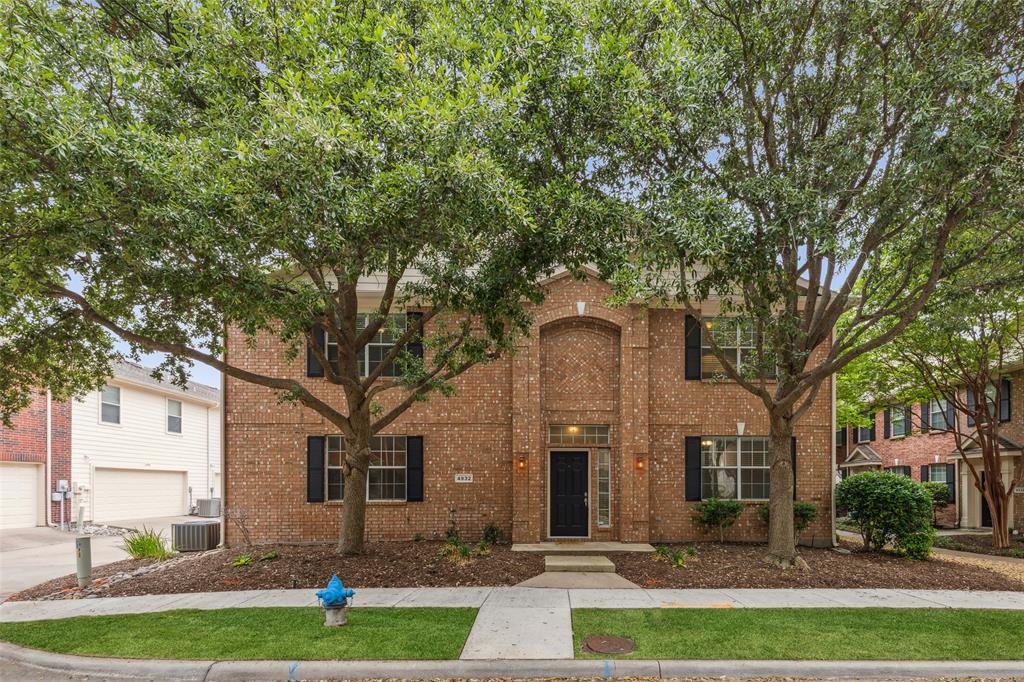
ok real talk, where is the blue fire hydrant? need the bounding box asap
[316,575,355,626]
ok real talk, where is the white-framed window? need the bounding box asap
[891,406,908,438]
[324,314,406,378]
[166,399,182,434]
[597,448,611,527]
[929,463,947,483]
[701,318,775,380]
[930,398,951,430]
[548,424,610,446]
[100,385,121,424]
[700,436,770,500]
[856,415,874,444]
[325,435,408,502]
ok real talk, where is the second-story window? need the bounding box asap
[167,399,182,434]
[930,398,952,430]
[856,414,874,443]
[323,314,406,378]
[701,318,776,380]
[891,406,908,438]
[100,385,121,424]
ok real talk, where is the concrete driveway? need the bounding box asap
[0,516,193,601]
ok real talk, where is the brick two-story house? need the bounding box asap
[837,366,1022,531]
[223,271,836,547]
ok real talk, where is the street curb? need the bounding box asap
[3,643,1024,681]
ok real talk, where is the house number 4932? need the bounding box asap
[454,473,473,483]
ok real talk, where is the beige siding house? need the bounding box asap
[71,362,221,523]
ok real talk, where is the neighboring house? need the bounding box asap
[72,362,221,522]
[0,391,71,530]
[837,367,1022,531]
[0,362,221,529]
[223,271,836,547]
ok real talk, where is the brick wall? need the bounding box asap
[0,390,72,524]
[224,272,834,547]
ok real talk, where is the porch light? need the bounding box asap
[635,456,646,470]
[701,438,713,447]
[736,421,745,436]
[576,301,587,316]
[567,425,579,434]
[517,456,527,470]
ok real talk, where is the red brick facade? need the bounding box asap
[838,368,1023,530]
[223,273,836,547]
[0,390,72,525]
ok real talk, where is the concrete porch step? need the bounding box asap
[544,555,615,573]
[513,541,655,555]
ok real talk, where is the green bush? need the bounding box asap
[693,498,744,542]
[757,501,818,539]
[232,554,253,567]
[835,471,934,558]
[653,545,689,568]
[922,481,952,527]
[120,527,173,560]
[482,521,501,545]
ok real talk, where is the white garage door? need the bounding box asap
[0,462,43,529]
[93,468,186,522]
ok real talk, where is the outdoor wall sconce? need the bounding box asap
[567,425,579,434]
[517,456,527,470]
[736,421,746,436]
[576,301,587,316]
[635,456,646,470]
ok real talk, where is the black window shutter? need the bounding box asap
[920,402,931,431]
[307,436,326,503]
[790,437,797,500]
[904,406,913,433]
[920,465,929,482]
[307,326,325,378]
[868,414,877,441]
[406,312,424,360]
[684,315,701,380]
[999,378,1011,422]
[685,436,702,501]
[946,463,956,502]
[967,388,976,427]
[883,408,891,439]
[836,428,846,447]
[945,401,956,431]
[406,435,424,502]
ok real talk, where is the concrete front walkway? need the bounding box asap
[4,585,1024,662]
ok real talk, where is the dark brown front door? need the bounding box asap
[550,451,588,537]
[981,472,993,527]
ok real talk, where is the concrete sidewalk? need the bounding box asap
[2,642,1023,682]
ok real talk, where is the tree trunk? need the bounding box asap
[765,416,797,566]
[338,425,372,555]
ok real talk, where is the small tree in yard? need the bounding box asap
[0,0,617,555]
[922,482,952,529]
[836,471,934,559]
[856,241,1024,549]
[595,1,1024,567]
[694,498,743,543]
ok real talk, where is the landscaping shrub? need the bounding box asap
[232,554,254,567]
[120,527,173,560]
[259,550,279,562]
[922,481,952,527]
[693,498,744,542]
[757,501,818,539]
[653,545,689,568]
[482,521,501,545]
[835,471,934,558]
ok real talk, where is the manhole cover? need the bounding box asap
[582,635,635,654]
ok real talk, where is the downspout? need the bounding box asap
[46,389,56,527]
[830,326,838,547]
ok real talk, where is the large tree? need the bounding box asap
[0,0,616,554]
[850,230,1024,548]
[596,0,1024,565]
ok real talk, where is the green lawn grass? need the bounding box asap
[573,608,1024,660]
[0,607,476,660]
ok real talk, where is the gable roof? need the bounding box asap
[111,361,220,405]
[839,445,883,467]
[948,432,1023,458]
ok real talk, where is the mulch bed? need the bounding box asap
[613,541,1024,591]
[934,533,1024,558]
[10,541,544,601]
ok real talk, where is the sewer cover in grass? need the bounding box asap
[582,635,635,654]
